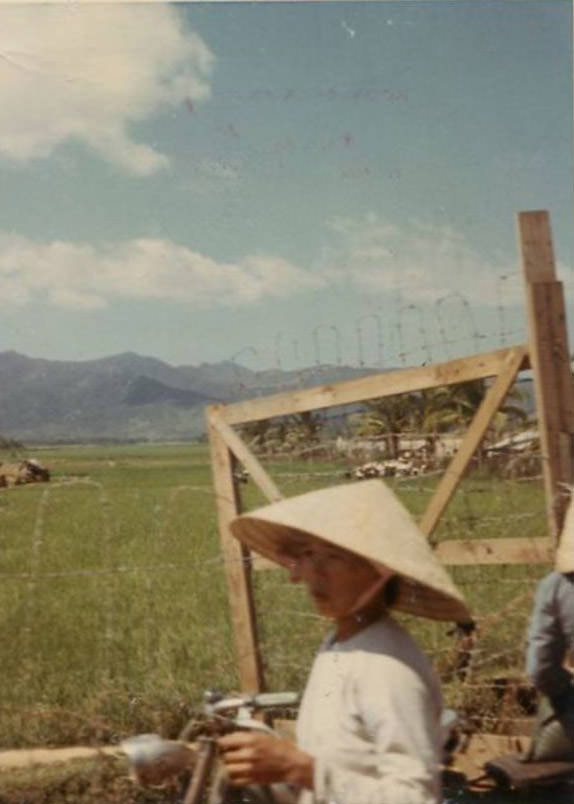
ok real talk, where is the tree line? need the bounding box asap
[238,379,529,459]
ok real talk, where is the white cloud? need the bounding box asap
[322,213,526,306]
[0,5,213,175]
[2,219,568,317]
[0,233,325,310]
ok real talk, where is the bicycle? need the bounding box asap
[121,690,300,804]
[122,689,469,803]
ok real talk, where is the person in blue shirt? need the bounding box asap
[525,499,574,761]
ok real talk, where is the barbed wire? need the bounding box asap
[219,281,545,397]
[0,300,557,746]
[213,282,543,398]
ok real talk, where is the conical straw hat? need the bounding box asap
[230,479,470,622]
[555,493,574,572]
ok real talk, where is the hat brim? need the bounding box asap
[230,482,471,623]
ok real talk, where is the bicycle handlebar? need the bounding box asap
[123,690,301,795]
[205,690,300,714]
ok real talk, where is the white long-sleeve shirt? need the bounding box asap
[296,615,443,804]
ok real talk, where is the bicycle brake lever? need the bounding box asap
[234,715,277,734]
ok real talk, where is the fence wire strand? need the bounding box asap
[0,303,555,747]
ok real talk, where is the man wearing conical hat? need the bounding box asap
[219,480,471,804]
[524,495,574,761]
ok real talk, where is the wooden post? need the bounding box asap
[518,210,574,543]
[218,347,530,425]
[420,345,528,539]
[205,208,574,689]
[206,405,264,692]
[209,414,283,504]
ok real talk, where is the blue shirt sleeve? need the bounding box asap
[526,573,572,699]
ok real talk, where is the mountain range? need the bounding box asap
[0,351,380,443]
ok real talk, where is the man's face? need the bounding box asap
[285,537,382,620]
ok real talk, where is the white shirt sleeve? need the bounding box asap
[310,654,441,804]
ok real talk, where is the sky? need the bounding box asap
[0,0,572,371]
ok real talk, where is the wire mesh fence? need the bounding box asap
[223,284,531,391]
[0,389,550,749]
[1,259,566,749]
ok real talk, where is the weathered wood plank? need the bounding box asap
[435,537,553,566]
[518,210,557,283]
[219,347,530,425]
[419,346,529,538]
[519,210,574,542]
[206,409,264,693]
[209,410,284,504]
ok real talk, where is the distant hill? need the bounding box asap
[0,350,536,444]
[0,351,380,443]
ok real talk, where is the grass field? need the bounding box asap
[0,442,551,754]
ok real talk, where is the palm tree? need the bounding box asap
[284,411,324,454]
[238,419,274,452]
[352,380,528,461]
[353,393,421,458]
[417,380,528,457]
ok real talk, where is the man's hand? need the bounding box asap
[218,732,314,789]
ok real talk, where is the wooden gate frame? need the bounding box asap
[206,210,574,693]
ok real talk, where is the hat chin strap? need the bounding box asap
[348,575,393,619]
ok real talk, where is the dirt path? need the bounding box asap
[0,733,526,769]
[0,745,121,769]
[0,733,524,775]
